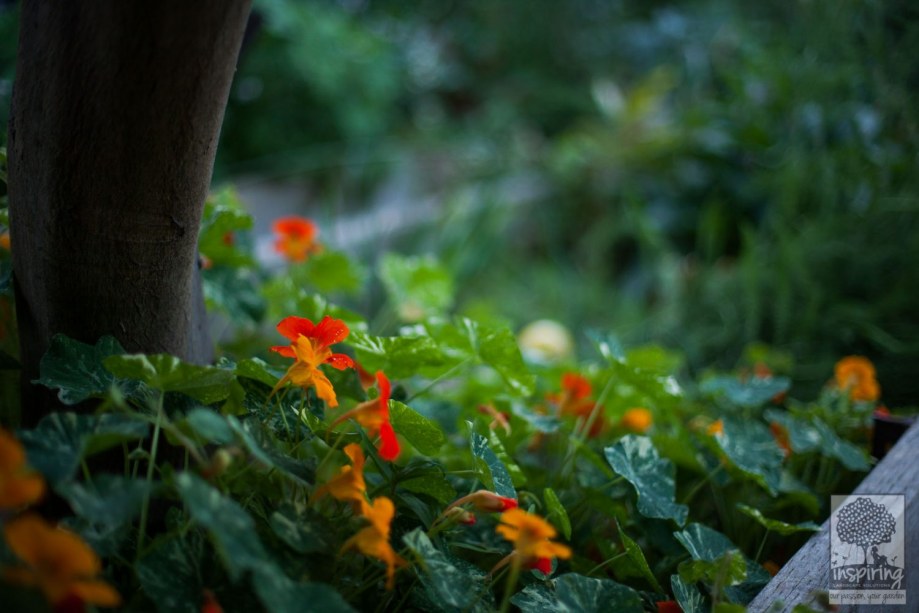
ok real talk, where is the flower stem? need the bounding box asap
[136,393,164,561]
[498,557,522,613]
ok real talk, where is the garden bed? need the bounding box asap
[749,420,919,612]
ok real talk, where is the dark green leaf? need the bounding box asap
[489,430,526,487]
[671,574,707,613]
[252,566,356,613]
[403,529,494,613]
[104,354,234,404]
[198,186,254,267]
[700,376,790,409]
[136,533,202,613]
[57,475,153,526]
[175,472,269,580]
[736,504,820,535]
[604,435,688,525]
[544,488,572,540]
[673,524,771,604]
[235,357,282,388]
[615,518,662,592]
[678,550,747,586]
[202,266,265,325]
[470,426,516,499]
[269,505,328,554]
[390,400,446,455]
[34,334,130,404]
[511,574,644,613]
[185,408,235,445]
[347,330,445,379]
[400,474,457,505]
[19,412,149,484]
[713,418,785,495]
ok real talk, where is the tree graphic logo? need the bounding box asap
[830,494,906,606]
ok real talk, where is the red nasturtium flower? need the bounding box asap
[331,371,400,461]
[272,216,322,262]
[834,356,880,402]
[311,443,368,514]
[270,315,355,407]
[340,496,407,589]
[495,509,572,576]
[3,514,121,609]
[0,428,45,509]
[201,589,224,613]
[657,600,683,613]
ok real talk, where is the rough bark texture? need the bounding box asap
[8,1,252,424]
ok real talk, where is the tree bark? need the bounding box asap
[7,1,252,425]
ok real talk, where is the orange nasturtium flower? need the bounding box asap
[331,371,400,461]
[0,428,45,509]
[834,356,880,402]
[495,508,572,575]
[548,373,603,437]
[341,496,407,589]
[657,600,683,613]
[272,216,322,262]
[707,419,724,436]
[3,514,121,608]
[311,443,368,513]
[770,422,792,458]
[270,315,355,407]
[621,407,653,433]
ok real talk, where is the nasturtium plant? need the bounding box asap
[0,208,890,613]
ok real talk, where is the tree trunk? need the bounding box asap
[7,1,252,425]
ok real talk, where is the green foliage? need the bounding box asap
[604,435,688,526]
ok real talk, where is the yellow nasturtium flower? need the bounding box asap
[311,443,368,514]
[834,356,880,402]
[0,428,45,510]
[341,496,407,589]
[621,407,653,433]
[495,508,572,573]
[3,514,121,608]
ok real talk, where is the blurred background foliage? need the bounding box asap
[0,0,917,404]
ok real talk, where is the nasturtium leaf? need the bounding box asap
[604,435,688,526]
[379,253,454,320]
[347,330,445,379]
[136,533,203,613]
[671,574,707,613]
[614,518,662,592]
[294,250,365,295]
[263,281,367,331]
[678,550,747,587]
[469,427,516,499]
[389,400,446,455]
[403,529,495,613]
[473,321,536,396]
[544,488,572,540]
[625,344,684,376]
[185,407,235,445]
[587,329,626,363]
[103,354,234,404]
[34,334,131,404]
[18,412,149,484]
[700,376,790,409]
[489,430,526,487]
[400,474,456,505]
[511,403,561,433]
[764,409,822,453]
[57,475,153,527]
[252,565,356,613]
[174,472,269,580]
[673,523,771,604]
[202,266,265,325]
[269,505,328,554]
[811,419,871,471]
[511,574,644,613]
[712,418,785,495]
[736,504,820,535]
[198,186,254,267]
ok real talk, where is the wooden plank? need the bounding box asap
[749,421,919,612]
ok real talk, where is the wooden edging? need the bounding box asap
[748,421,919,612]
